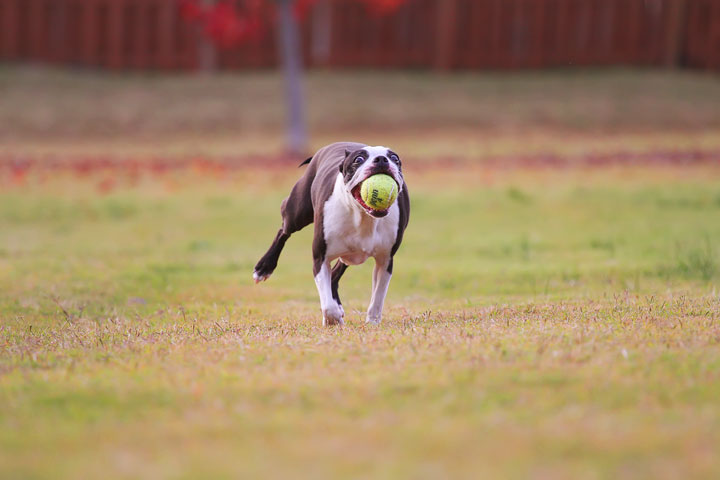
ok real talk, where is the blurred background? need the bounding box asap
[1,0,720,154]
[3,2,720,479]
[2,0,719,70]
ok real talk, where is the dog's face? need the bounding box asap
[339,146,404,218]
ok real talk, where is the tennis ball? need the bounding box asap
[361,174,398,211]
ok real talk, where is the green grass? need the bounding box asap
[1,163,720,479]
[2,64,720,478]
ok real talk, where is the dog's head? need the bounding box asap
[339,146,404,218]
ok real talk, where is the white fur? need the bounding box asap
[367,260,392,324]
[314,262,344,326]
[364,145,391,158]
[253,271,270,283]
[322,173,399,324]
[324,173,399,265]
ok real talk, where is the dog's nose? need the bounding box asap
[374,156,389,165]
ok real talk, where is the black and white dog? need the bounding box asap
[253,142,410,326]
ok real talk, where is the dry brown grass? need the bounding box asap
[2,66,720,478]
[2,296,720,478]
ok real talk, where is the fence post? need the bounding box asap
[28,0,45,60]
[49,0,68,63]
[664,0,687,68]
[434,0,458,70]
[710,0,720,70]
[134,1,149,68]
[107,0,124,69]
[1,0,20,59]
[158,0,176,69]
[81,0,97,66]
[311,0,332,67]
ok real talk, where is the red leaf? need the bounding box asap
[179,0,206,23]
[203,0,262,49]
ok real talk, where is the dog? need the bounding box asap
[253,142,410,326]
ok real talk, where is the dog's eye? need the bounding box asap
[354,156,364,164]
[390,154,400,165]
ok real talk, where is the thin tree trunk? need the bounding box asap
[197,0,217,72]
[665,0,687,68]
[276,0,308,155]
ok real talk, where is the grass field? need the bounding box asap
[1,67,720,478]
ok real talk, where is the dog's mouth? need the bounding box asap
[352,183,389,218]
[350,168,401,218]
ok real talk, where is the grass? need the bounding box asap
[2,66,720,478]
[3,66,720,143]
[2,162,720,479]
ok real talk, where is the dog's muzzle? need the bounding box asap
[350,165,402,218]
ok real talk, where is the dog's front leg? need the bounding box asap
[314,260,344,326]
[366,256,392,324]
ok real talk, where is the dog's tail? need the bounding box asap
[298,157,312,167]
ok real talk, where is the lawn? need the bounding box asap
[1,67,720,478]
[2,163,720,479]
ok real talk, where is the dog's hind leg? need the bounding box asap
[331,261,349,314]
[253,228,291,283]
[253,180,314,283]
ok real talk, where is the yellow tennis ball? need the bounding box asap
[361,174,398,211]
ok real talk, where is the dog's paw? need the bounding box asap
[253,270,271,284]
[365,312,382,325]
[322,303,345,326]
[253,257,277,284]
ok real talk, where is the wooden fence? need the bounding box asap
[1,0,719,70]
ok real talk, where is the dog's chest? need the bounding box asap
[322,177,399,265]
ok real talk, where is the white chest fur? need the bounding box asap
[323,173,399,265]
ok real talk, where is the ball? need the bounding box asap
[360,174,399,211]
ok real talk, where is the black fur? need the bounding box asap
[331,261,349,305]
[253,228,290,280]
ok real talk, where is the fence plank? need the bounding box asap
[132,0,149,68]
[106,0,123,68]
[27,0,45,59]
[555,0,570,66]
[434,0,457,70]
[157,0,175,69]
[709,0,720,69]
[1,0,20,59]
[1,0,720,71]
[529,0,546,68]
[81,0,98,65]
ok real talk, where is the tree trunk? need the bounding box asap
[197,0,217,72]
[276,0,309,155]
[664,0,687,68]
